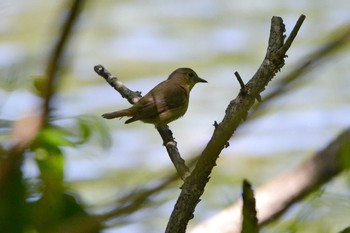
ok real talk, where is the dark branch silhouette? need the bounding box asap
[165,15,305,233]
[241,180,259,233]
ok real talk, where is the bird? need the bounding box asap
[102,68,207,127]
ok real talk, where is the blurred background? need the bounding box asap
[1,0,350,232]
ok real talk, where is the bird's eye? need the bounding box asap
[188,72,194,77]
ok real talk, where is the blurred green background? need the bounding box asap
[1,0,350,232]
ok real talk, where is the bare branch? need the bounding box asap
[165,15,306,233]
[278,14,306,55]
[234,71,246,93]
[94,65,142,104]
[253,22,350,112]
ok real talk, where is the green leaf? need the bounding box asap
[35,148,64,183]
[75,115,112,148]
[37,127,75,148]
[31,75,47,97]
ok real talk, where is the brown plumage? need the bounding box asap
[102,68,207,127]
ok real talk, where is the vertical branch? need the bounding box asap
[241,180,258,233]
[43,0,86,122]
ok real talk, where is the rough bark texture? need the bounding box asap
[165,15,305,233]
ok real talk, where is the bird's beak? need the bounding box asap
[195,76,208,83]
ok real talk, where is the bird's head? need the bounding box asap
[168,68,207,90]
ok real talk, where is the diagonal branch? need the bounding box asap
[253,22,350,112]
[94,65,142,105]
[165,15,306,233]
[190,128,350,233]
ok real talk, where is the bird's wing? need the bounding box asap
[132,85,188,121]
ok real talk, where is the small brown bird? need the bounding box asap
[102,68,207,127]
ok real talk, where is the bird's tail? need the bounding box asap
[102,108,134,119]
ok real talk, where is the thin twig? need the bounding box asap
[234,71,246,94]
[99,175,178,221]
[94,65,141,104]
[278,14,306,55]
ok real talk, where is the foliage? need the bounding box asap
[0,113,110,232]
